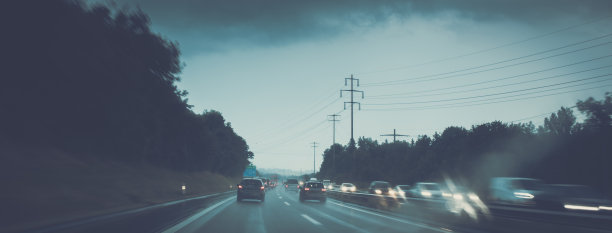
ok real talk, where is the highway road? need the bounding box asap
[27,188,612,233]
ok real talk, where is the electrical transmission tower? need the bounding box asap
[340,74,364,143]
[380,129,410,142]
[327,114,340,172]
[311,142,319,174]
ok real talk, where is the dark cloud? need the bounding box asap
[90,0,612,52]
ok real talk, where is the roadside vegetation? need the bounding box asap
[0,1,251,231]
[318,94,612,197]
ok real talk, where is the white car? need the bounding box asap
[322,180,333,190]
[489,177,544,205]
[340,183,357,192]
[410,182,443,199]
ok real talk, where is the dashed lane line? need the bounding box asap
[301,214,322,226]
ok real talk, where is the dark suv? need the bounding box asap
[237,178,265,202]
[299,181,327,202]
[368,181,392,195]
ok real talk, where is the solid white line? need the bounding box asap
[162,196,234,233]
[301,214,322,226]
[284,201,291,206]
[329,201,449,233]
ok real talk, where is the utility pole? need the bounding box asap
[327,114,340,174]
[327,114,340,145]
[311,142,319,175]
[380,129,410,142]
[340,74,364,143]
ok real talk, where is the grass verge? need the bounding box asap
[0,146,240,233]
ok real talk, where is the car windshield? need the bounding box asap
[7,1,612,233]
[241,180,262,186]
[423,184,440,191]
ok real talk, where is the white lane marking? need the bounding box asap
[284,201,290,206]
[301,214,322,226]
[329,201,450,233]
[162,196,234,233]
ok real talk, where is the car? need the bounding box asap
[394,185,411,199]
[285,178,300,192]
[489,177,544,206]
[237,178,265,202]
[538,184,612,211]
[443,185,490,220]
[322,179,333,190]
[368,181,393,195]
[340,183,357,192]
[409,182,443,199]
[299,181,327,202]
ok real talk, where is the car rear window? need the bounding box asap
[286,179,298,184]
[241,179,263,186]
[307,183,324,188]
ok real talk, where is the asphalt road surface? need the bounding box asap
[28,188,612,233]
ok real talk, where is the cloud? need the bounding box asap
[89,0,612,52]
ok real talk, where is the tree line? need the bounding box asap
[0,1,252,176]
[318,93,612,197]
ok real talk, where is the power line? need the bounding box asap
[364,82,612,112]
[367,55,612,99]
[250,88,340,140]
[356,15,612,76]
[368,63,612,100]
[364,73,612,106]
[362,35,612,87]
[340,74,364,142]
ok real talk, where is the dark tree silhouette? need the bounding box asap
[0,0,252,176]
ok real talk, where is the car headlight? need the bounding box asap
[468,193,480,201]
[375,189,382,194]
[442,192,452,198]
[351,187,356,192]
[421,191,432,197]
[599,206,612,211]
[513,192,534,199]
[564,204,599,211]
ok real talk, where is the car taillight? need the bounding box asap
[285,184,288,188]
[322,188,326,192]
[304,187,310,191]
[238,185,243,189]
[260,186,265,190]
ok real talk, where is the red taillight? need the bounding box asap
[297,185,300,189]
[285,184,288,188]
[322,188,326,192]
[238,185,243,189]
[305,187,310,191]
[260,186,265,190]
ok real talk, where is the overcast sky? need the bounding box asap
[90,0,612,172]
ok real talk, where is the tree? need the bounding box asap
[540,107,577,135]
[576,92,612,132]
